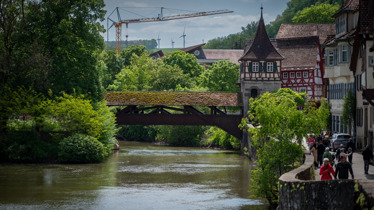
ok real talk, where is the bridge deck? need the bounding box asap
[105,91,243,107]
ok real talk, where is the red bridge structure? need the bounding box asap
[105,91,244,140]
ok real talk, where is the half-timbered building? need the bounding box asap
[239,7,283,102]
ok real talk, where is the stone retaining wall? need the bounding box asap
[278,154,356,210]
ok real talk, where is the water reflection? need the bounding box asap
[0,141,267,209]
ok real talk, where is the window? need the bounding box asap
[290,72,295,78]
[303,72,308,78]
[296,72,301,78]
[267,62,273,72]
[369,56,374,66]
[357,108,363,127]
[283,72,288,79]
[353,12,359,29]
[328,50,334,66]
[336,14,346,34]
[252,62,259,72]
[341,45,348,63]
[299,87,306,93]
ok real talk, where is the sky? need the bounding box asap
[103,0,289,48]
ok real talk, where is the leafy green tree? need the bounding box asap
[202,127,240,149]
[342,90,355,134]
[108,53,192,91]
[292,3,340,23]
[200,60,240,92]
[156,125,206,147]
[108,54,153,91]
[242,88,329,206]
[26,0,107,101]
[163,51,205,78]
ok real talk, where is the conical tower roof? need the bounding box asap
[240,7,283,60]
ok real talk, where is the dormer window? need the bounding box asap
[336,14,346,34]
[252,62,259,72]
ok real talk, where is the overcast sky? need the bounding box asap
[103,0,289,48]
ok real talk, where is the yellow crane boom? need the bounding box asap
[107,7,233,54]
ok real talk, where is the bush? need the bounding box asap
[58,134,107,163]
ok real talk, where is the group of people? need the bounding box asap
[308,134,374,180]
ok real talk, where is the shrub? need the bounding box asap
[58,134,106,163]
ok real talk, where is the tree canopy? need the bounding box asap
[242,88,330,206]
[292,3,340,24]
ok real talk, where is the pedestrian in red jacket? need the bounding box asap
[320,158,335,180]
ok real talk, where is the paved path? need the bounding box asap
[313,152,374,180]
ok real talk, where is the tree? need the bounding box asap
[163,51,205,78]
[342,90,356,134]
[27,0,107,101]
[242,88,329,206]
[292,3,340,24]
[200,60,240,92]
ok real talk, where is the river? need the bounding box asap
[0,141,267,209]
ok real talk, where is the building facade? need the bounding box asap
[350,0,374,148]
[239,7,283,114]
[323,0,358,135]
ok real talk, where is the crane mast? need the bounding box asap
[108,7,233,54]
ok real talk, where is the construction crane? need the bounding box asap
[107,7,233,54]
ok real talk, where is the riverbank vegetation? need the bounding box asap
[241,89,330,206]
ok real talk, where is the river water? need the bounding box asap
[0,141,267,209]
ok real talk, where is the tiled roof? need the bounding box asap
[332,0,359,17]
[276,24,335,44]
[276,36,320,69]
[180,43,205,53]
[359,0,374,35]
[203,49,243,64]
[240,8,283,61]
[323,29,356,46]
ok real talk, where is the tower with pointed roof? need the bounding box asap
[239,7,283,104]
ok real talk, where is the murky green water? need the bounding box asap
[0,141,267,209]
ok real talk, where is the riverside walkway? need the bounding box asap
[313,152,374,180]
[313,151,374,204]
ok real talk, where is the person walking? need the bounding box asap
[334,154,354,180]
[310,142,318,168]
[346,138,355,152]
[346,147,353,164]
[320,158,335,180]
[317,141,325,167]
[362,146,373,174]
[322,147,333,164]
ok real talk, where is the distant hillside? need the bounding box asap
[204,0,343,49]
[105,39,157,50]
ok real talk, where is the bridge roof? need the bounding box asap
[105,91,243,107]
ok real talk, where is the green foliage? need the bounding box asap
[156,126,206,147]
[58,133,106,163]
[342,90,355,131]
[117,125,157,142]
[200,60,240,92]
[243,88,329,205]
[292,3,340,24]
[1,131,59,162]
[204,0,343,48]
[204,22,257,49]
[108,54,193,91]
[163,51,205,78]
[1,0,107,101]
[202,127,240,149]
[43,93,104,139]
